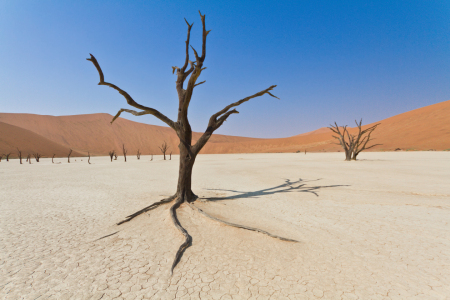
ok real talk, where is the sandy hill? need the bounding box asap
[0,100,449,155]
[0,122,83,158]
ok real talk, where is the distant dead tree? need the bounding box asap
[122,144,127,162]
[17,148,22,164]
[52,154,56,163]
[137,149,141,160]
[33,153,43,162]
[87,12,287,275]
[0,154,3,162]
[108,150,115,162]
[27,154,31,164]
[351,120,381,160]
[5,153,12,162]
[151,154,153,161]
[67,149,73,163]
[170,152,172,160]
[158,141,169,160]
[88,152,91,164]
[114,152,118,160]
[329,119,380,161]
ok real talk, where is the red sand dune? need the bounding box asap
[0,100,449,156]
[0,122,82,158]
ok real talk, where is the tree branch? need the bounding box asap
[192,85,278,153]
[87,54,177,130]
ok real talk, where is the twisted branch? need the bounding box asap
[86,54,177,130]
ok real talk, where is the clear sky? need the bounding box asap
[1,1,449,138]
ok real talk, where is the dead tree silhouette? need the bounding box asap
[52,154,56,163]
[88,12,282,275]
[5,153,11,162]
[329,119,380,161]
[27,154,31,164]
[137,149,141,160]
[33,153,43,162]
[17,148,22,164]
[88,152,91,164]
[0,154,3,162]
[159,141,169,160]
[108,150,115,162]
[170,152,172,160]
[122,144,127,162]
[67,149,73,163]
[114,153,118,160]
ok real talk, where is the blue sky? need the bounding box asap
[1,0,449,138]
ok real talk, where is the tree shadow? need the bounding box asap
[202,178,349,202]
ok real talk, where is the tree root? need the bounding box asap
[117,195,176,225]
[169,197,192,275]
[188,203,299,243]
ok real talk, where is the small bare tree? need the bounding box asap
[68,149,73,163]
[88,152,91,164]
[17,148,22,164]
[114,152,118,160]
[158,141,169,160]
[170,152,172,160]
[137,149,141,160]
[27,154,31,164]
[87,12,289,275]
[151,154,153,161]
[0,154,3,162]
[5,153,11,162]
[52,154,56,163]
[122,144,127,162]
[108,150,115,162]
[351,120,381,160]
[329,119,380,161]
[33,153,43,162]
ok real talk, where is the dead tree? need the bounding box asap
[87,12,290,275]
[33,153,43,162]
[67,149,73,163]
[5,153,11,162]
[170,152,172,160]
[0,154,3,162]
[88,152,91,164]
[329,123,353,161]
[151,154,153,161]
[114,153,118,160]
[122,144,127,162]
[159,141,169,160]
[351,119,381,160]
[137,149,141,160]
[52,154,56,163]
[17,148,22,164]
[27,154,31,164]
[329,119,380,161]
[108,150,115,162]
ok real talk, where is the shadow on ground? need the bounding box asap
[202,178,349,201]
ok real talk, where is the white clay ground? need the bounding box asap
[1,152,449,299]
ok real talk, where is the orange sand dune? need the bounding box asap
[0,122,82,158]
[0,100,449,155]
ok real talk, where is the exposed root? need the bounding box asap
[117,195,176,225]
[169,198,192,275]
[96,231,119,241]
[188,203,299,243]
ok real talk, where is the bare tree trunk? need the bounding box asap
[123,144,127,162]
[17,148,22,164]
[151,154,153,161]
[6,153,11,162]
[88,152,91,164]
[170,152,172,160]
[137,149,141,160]
[27,154,31,164]
[68,149,73,163]
[52,154,55,163]
[109,151,115,162]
